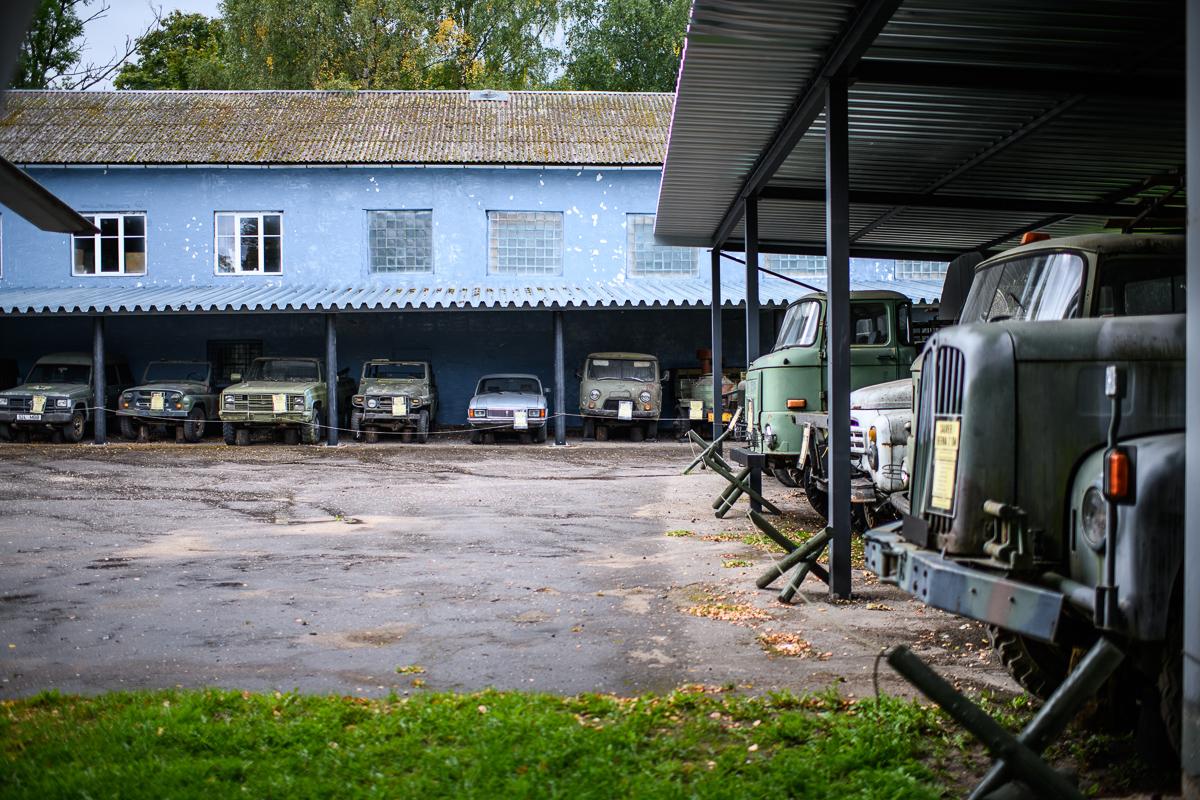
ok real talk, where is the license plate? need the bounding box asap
[514,410,529,430]
[689,400,702,420]
[32,396,46,414]
[150,392,164,411]
[272,394,287,413]
[930,419,961,511]
[392,396,408,416]
[15,414,40,421]
[618,401,633,420]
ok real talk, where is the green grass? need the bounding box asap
[2,687,950,799]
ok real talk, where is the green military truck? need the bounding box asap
[349,360,438,443]
[117,361,217,443]
[219,357,356,447]
[0,352,134,443]
[741,290,918,522]
[864,233,1186,751]
[578,352,664,442]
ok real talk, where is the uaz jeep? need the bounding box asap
[350,360,437,444]
[578,352,663,442]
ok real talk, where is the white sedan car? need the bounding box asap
[466,373,549,443]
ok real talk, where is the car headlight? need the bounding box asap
[293,397,306,410]
[0,398,7,407]
[367,398,377,409]
[169,392,183,402]
[589,389,600,401]
[639,391,651,404]
[224,395,235,407]
[56,398,69,408]
[470,408,487,418]
[1080,486,1107,549]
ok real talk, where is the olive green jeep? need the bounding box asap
[117,361,217,443]
[350,360,438,443]
[219,357,356,446]
[0,352,134,443]
[577,352,664,442]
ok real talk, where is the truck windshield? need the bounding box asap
[246,360,320,382]
[1095,257,1186,316]
[773,300,821,350]
[143,362,209,383]
[959,251,1084,323]
[587,359,656,382]
[364,363,425,380]
[26,363,89,384]
[478,377,540,394]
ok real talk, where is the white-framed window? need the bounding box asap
[216,212,282,274]
[487,211,563,276]
[627,213,698,277]
[72,213,146,276]
[894,260,949,280]
[369,209,433,274]
[764,253,826,277]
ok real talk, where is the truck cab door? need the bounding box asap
[848,301,899,389]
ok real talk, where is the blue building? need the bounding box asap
[0,90,942,439]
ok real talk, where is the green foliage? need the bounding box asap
[0,687,950,799]
[12,0,85,89]
[113,11,220,90]
[558,0,690,92]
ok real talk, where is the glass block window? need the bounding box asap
[764,253,826,276]
[73,214,146,276]
[895,260,948,279]
[627,213,698,277]
[488,211,563,276]
[369,210,433,273]
[215,213,282,274]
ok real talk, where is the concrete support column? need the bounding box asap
[710,247,724,449]
[325,313,339,446]
[825,73,853,599]
[92,316,106,445]
[554,309,566,446]
[1183,0,1199,793]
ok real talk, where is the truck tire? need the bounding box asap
[801,462,828,520]
[583,418,595,440]
[416,410,429,444]
[350,409,363,441]
[223,422,237,446]
[119,415,136,441]
[0,423,12,442]
[62,410,86,443]
[645,421,658,442]
[987,625,1071,701]
[300,409,322,445]
[235,426,252,447]
[775,467,799,488]
[183,408,206,443]
[364,429,380,444]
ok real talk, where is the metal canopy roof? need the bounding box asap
[655,0,1186,259]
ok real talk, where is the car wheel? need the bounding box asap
[0,423,12,442]
[468,428,481,444]
[235,426,252,447]
[534,423,547,443]
[582,418,595,440]
[119,415,137,441]
[62,410,86,443]
[300,408,321,445]
[183,407,206,443]
[416,410,429,444]
[350,409,363,441]
[223,422,238,446]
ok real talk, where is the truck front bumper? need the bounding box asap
[864,521,1064,642]
[117,409,190,423]
[219,410,315,426]
[581,409,658,422]
[1,411,74,426]
[362,412,419,426]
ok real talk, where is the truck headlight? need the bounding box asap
[169,392,183,402]
[367,398,377,409]
[224,395,235,407]
[293,397,306,410]
[56,398,69,408]
[639,391,651,404]
[764,424,778,450]
[589,389,600,401]
[122,392,132,401]
[1081,487,1107,549]
[0,398,7,407]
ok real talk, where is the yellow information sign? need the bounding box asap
[272,394,287,413]
[689,400,702,420]
[392,396,408,416]
[930,419,960,511]
[150,392,164,411]
[32,396,46,414]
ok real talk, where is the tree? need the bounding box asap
[558,0,689,92]
[417,0,561,90]
[14,0,147,90]
[114,11,219,90]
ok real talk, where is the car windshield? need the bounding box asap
[478,377,540,394]
[26,363,89,384]
[364,363,426,380]
[586,359,656,382]
[1095,256,1186,316]
[245,359,320,382]
[773,300,821,350]
[143,362,209,383]
[959,251,1084,323]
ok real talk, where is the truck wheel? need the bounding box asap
[775,467,799,488]
[350,409,363,441]
[183,408,206,443]
[629,425,644,443]
[0,423,12,442]
[223,422,237,446]
[583,418,595,440]
[987,625,1071,701]
[801,463,828,520]
[119,415,136,441]
[364,428,380,444]
[468,428,481,444]
[535,423,547,443]
[416,410,429,444]
[62,411,86,443]
[300,409,322,445]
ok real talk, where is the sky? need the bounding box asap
[79,0,222,89]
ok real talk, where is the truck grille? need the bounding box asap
[913,344,964,518]
[4,397,33,412]
[227,394,302,412]
[850,422,867,455]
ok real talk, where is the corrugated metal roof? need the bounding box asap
[656,0,1185,257]
[0,276,941,315]
[0,91,672,166]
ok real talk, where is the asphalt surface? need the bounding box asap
[0,432,1018,701]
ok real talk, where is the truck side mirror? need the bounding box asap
[230,373,242,382]
[939,251,983,322]
[660,370,670,382]
[544,388,552,395]
[574,368,582,379]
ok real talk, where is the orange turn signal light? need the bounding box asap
[1021,232,1051,245]
[1105,450,1129,500]
[786,398,806,409]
